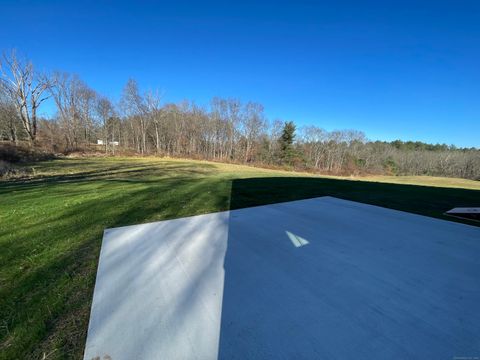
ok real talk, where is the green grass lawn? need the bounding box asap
[1,157,479,359]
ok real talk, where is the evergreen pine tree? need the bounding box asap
[278,121,296,164]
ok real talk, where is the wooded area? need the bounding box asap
[1,50,479,179]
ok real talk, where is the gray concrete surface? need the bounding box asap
[84,196,480,360]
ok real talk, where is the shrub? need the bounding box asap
[0,142,54,163]
[0,160,33,179]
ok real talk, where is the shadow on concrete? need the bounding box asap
[216,178,480,358]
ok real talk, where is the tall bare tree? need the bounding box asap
[0,90,23,143]
[0,50,53,144]
[240,102,266,163]
[145,90,163,154]
[50,72,97,150]
[96,96,115,153]
[120,79,149,154]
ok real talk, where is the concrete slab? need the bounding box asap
[446,207,480,221]
[84,196,480,360]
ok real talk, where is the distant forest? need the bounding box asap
[1,50,479,180]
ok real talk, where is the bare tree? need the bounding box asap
[240,102,266,163]
[300,125,327,169]
[145,90,163,154]
[50,72,96,150]
[0,90,23,143]
[96,97,115,153]
[120,79,149,154]
[0,50,53,144]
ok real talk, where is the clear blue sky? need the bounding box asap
[1,0,479,147]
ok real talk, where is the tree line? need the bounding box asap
[1,50,479,180]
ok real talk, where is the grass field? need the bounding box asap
[1,157,479,359]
